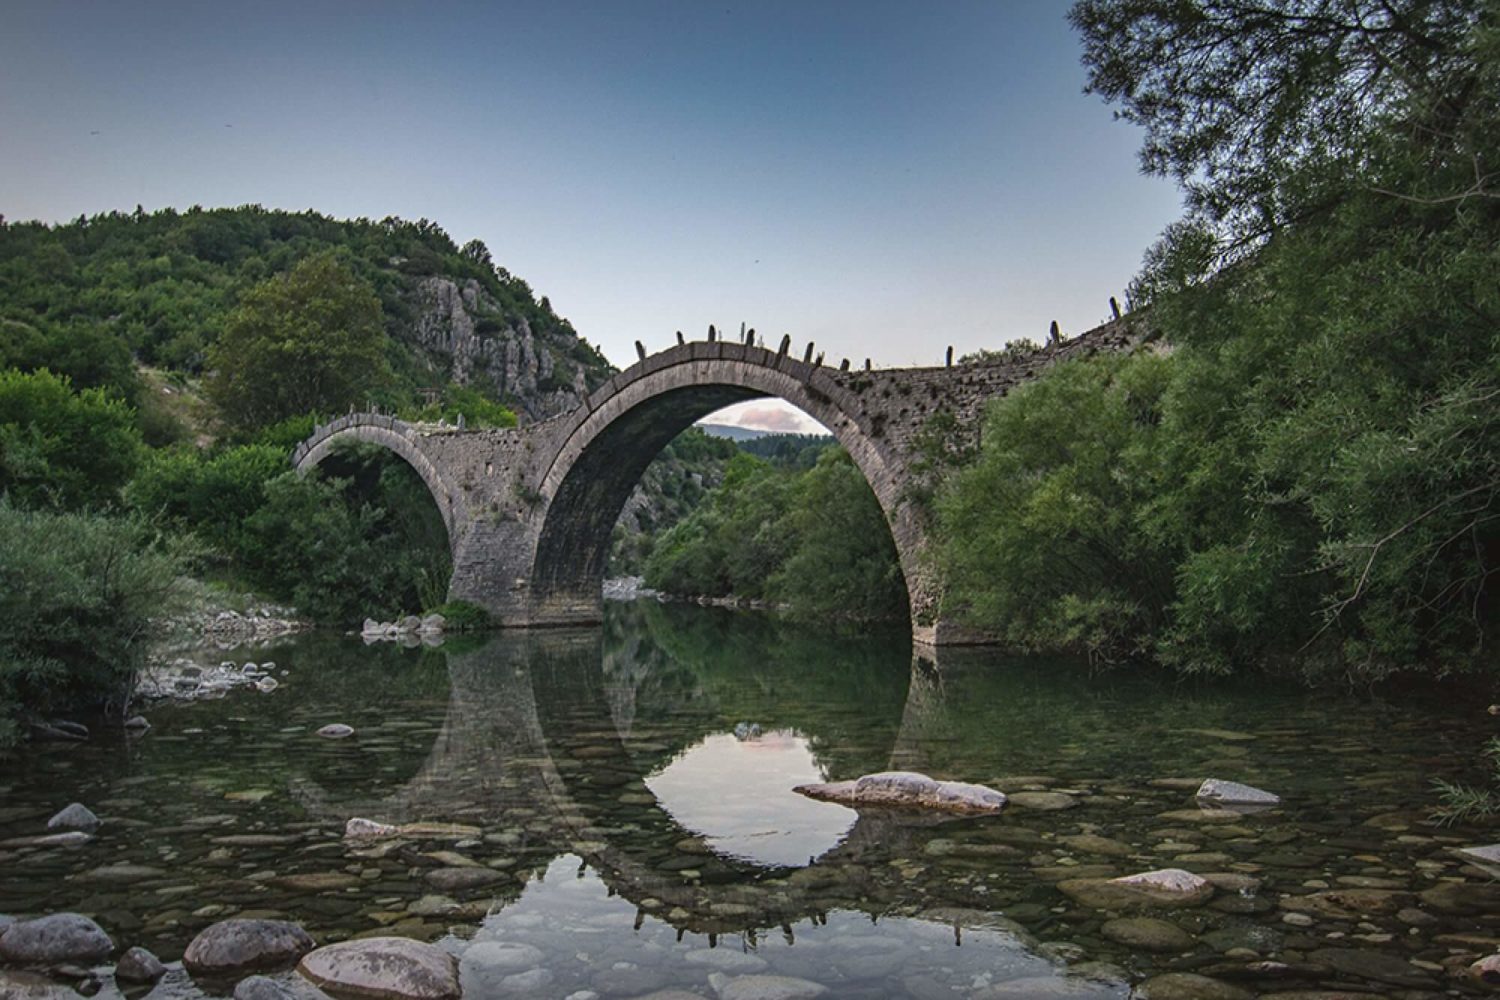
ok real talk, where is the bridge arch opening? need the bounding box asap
[294,433,456,615]
[530,353,917,627]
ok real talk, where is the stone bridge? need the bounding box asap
[292,316,1146,643]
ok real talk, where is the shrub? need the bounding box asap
[0,368,142,510]
[426,600,491,631]
[0,504,190,745]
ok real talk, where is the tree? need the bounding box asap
[1070,1,1494,250]
[0,368,142,510]
[205,252,390,433]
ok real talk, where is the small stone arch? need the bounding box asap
[527,341,928,626]
[291,414,465,540]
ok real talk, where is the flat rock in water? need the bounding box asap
[47,803,99,831]
[461,940,544,974]
[0,913,113,964]
[706,972,828,1000]
[1306,948,1435,987]
[183,918,315,975]
[1455,844,1500,877]
[1058,868,1214,911]
[423,867,507,891]
[0,832,92,848]
[298,936,460,1000]
[1100,916,1196,952]
[1134,973,1252,999]
[972,976,1116,998]
[1197,779,1280,806]
[1006,791,1078,811]
[345,818,399,839]
[794,771,1005,814]
[115,945,166,982]
[316,724,354,739]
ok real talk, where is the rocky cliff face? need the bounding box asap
[408,276,608,422]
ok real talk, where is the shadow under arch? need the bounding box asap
[291,615,957,935]
[528,346,916,627]
[292,416,465,540]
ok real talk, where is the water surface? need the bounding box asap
[1,601,1495,998]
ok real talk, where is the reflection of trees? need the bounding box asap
[609,601,913,780]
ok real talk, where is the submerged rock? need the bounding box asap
[1133,972,1252,999]
[0,969,83,999]
[182,918,315,976]
[1058,868,1214,910]
[794,771,1006,814]
[706,972,828,1000]
[1196,779,1280,806]
[1100,916,1196,952]
[0,913,113,964]
[47,803,99,831]
[297,936,460,1000]
[316,724,354,739]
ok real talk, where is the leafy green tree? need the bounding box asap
[0,368,142,510]
[205,252,391,433]
[770,448,907,620]
[125,444,287,553]
[1070,0,1494,248]
[0,504,189,744]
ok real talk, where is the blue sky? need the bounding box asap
[1,1,1182,431]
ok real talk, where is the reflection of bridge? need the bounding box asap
[294,628,958,935]
[292,319,1145,643]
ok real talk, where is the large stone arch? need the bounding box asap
[291,413,466,540]
[526,341,929,628]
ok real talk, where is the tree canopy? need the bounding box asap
[205,252,390,433]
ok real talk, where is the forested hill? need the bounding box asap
[0,206,615,424]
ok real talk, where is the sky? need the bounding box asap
[1,1,1182,433]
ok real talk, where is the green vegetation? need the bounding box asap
[643,448,907,621]
[127,440,452,624]
[205,253,390,434]
[930,0,1498,680]
[0,368,142,510]
[1434,738,1500,825]
[0,207,601,741]
[425,600,492,632]
[0,504,190,744]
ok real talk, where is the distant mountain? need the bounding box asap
[696,423,769,441]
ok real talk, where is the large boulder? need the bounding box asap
[794,771,1006,814]
[182,919,315,976]
[0,913,113,963]
[297,937,460,1000]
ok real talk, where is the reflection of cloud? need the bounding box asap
[703,399,826,435]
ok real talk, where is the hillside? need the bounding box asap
[0,206,616,425]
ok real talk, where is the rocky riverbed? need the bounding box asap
[2,604,1497,998]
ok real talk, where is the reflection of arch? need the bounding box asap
[529,344,917,625]
[291,626,956,935]
[291,414,464,537]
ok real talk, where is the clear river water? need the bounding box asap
[2,600,1498,999]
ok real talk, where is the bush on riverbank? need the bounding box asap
[0,504,191,746]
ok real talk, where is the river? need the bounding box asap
[1,601,1496,998]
